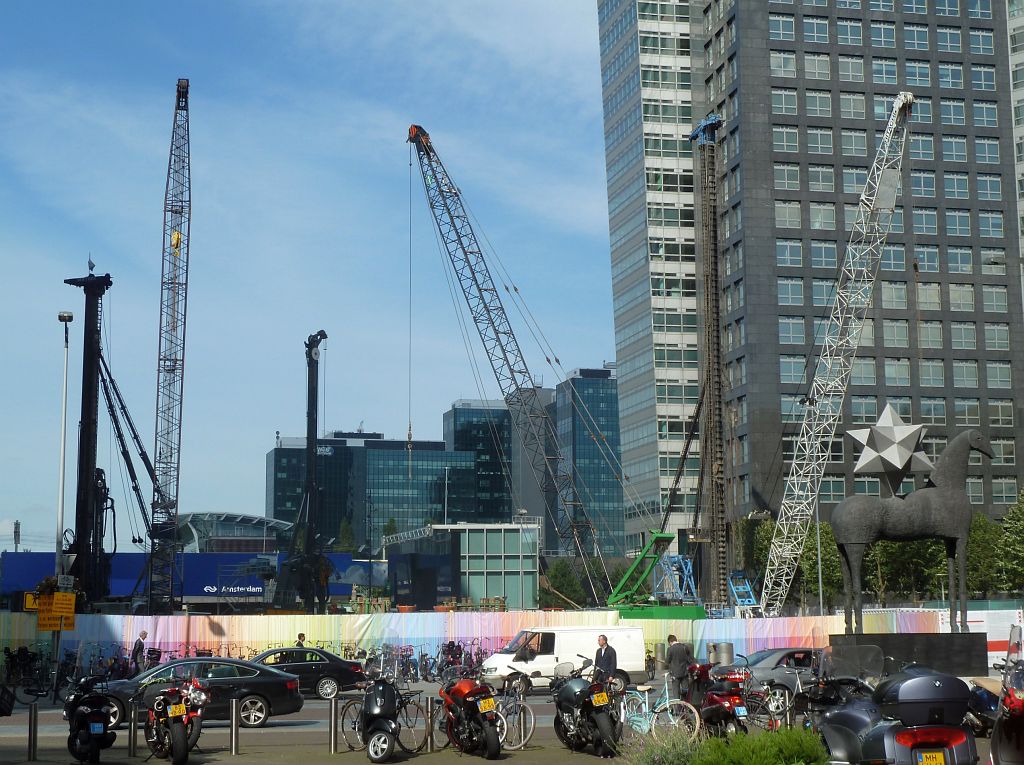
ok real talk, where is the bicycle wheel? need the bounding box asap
[14,678,44,706]
[339,699,366,751]
[743,693,780,732]
[430,704,452,749]
[396,700,428,753]
[653,699,701,741]
[499,700,535,750]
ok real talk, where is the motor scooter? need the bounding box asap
[359,671,403,763]
[990,624,1024,765]
[63,676,117,763]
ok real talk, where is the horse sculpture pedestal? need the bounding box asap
[830,429,993,635]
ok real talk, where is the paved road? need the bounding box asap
[0,693,994,764]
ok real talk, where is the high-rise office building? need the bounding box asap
[599,0,1024,554]
[553,366,626,557]
[443,400,514,522]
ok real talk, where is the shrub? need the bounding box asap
[623,726,828,765]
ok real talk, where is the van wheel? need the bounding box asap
[608,671,629,693]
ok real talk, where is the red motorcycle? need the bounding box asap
[437,675,501,759]
[687,662,749,736]
[991,625,1024,765]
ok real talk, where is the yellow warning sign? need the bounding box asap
[23,592,39,611]
[37,612,75,631]
[51,592,75,615]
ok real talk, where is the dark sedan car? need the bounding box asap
[252,647,364,699]
[97,657,303,729]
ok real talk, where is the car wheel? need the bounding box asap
[238,695,269,728]
[317,676,340,700]
[108,698,125,730]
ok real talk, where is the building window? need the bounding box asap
[844,167,868,193]
[919,321,942,348]
[947,247,972,273]
[979,211,1004,238]
[871,22,896,48]
[983,285,1008,312]
[920,397,946,424]
[913,208,938,235]
[917,282,941,310]
[882,281,908,309]
[955,397,981,426]
[908,134,933,160]
[940,99,966,125]
[971,65,996,91]
[936,0,960,14]
[775,201,801,228]
[820,476,846,504]
[977,175,1001,200]
[970,29,995,55]
[968,0,992,18]
[809,202,835,229]
[990,399,1014,427]
[777,277,804,305]
[804,16,829,43]
[883,319,909,347]
[806,90,831,117]
[915,246,939,272]
[881,244,905,270]
[937,26,961,52]
[808,165,834,192]
[812,278,836,306]
[770,50,798,78]
[852,395,878,423]
[910,97,932,124]
[852,357,876,385]
[973,101,997,127]
[838,19,862,45]
[976,137,1000,163]
[854,477,881,497]
[779,316,805,344]
[953,360,979,387]
[944,172,969,198]
[966,478,983,505]
[769,15,795,40]
[772,89,798,115]
[807,128,833,154]
[776,239,803,266]
[942,135,967,162]
[843,129,868,156]
[905,23,928,48]
[919,359,944,386]
[885,358,911,386]
[811,240,838,268]
[781,395,804,423]
[773,126,799,152]
[840,92,866,120]
[838,55,864,81]
[805,53,830,80]
[988,361,1012,389]
[984,322,1010,350]
[910,171,935,198]
[993,478,1018,505]
[905,60,931,87]
[872,59,897,85]
[938,63,963,89]
[951,321,977,349]
[774,163,800,190]
[780,355,805,384]
[946,209,971,237]
[982,248,1007,275]
[903,0,927,10]
[949,283,975,311]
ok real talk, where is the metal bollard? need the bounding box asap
[128,701,139,757]
[329,697,338,753]
[229,698,240,755]
[426,696,435,753]
[27,702,38,761]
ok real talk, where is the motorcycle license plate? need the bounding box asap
[916,754,946,765]
[477,697,496,713]
[591,692,609,706]
[89,723,104,734]
[169,704,187,718]
[734,706,747,718]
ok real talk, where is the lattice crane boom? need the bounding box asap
[759,92,914,617]
[149,78,191,614]
[408,124,610,602]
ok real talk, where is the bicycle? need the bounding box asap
[339,686,429,753]
[618,671,701,742]
[497,666,537,750]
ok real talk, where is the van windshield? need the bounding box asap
[499,631,533,654]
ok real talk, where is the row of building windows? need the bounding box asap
[773,200,1005,238]
[770,51,995,90]
[777,278,1009,313]
[812,474,1017,505]
[776,239,1008,275]
[770,0,993,17]
[772,90,998,127]
[771,16,995,48]
[781,356,1013,391]
[783,393,1013,430]
[775,164,1003,201]
[773,126,1002,164]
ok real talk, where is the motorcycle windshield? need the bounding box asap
[821,645,884,687]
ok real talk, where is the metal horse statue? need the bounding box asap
[831,429,993,634]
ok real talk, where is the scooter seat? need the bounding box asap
[973,677,1003,696]
[636,685,652,692]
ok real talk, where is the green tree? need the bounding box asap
[540,559,588,609]
[798,522,844,609]
[996,496,1024,592]
[966,512,1005,597]
[864,539,944,603]
[336,518,356,553]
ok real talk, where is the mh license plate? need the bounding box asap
[917,753,947,765]
[168,704,187,718]
[89,722,104,734]
[591,692,609,706]
[477,697,496,713]
[734,706,747,718]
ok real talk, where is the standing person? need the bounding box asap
[130,630,148,677]
[666,635,694,701]
[295,633,306,647]
[594,634,617,683]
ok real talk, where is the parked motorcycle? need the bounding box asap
[550,655,618,758]
[438,672,502,759]
[817,645,978,765]
[697,677,748,736]
[63,677,117,763]
[966,676,1002,737]
[990,624,1024,765]
[133,672,209,765]
[359,671,403,763]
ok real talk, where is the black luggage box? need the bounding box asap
[872,671,970,726]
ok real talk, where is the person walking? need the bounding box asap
[594,634,617,683]
[130,630,148,677]
[666,634,694,701]
[295,633,306,647]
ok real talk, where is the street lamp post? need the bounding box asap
[443,467,449,525]
[56,312,73,575]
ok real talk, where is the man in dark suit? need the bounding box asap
[594,634,617,683]
[130,630,148,677]
[666,634,694,700]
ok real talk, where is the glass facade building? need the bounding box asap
[443,399,514,522]
[554,367,626,556]
[599,0,1024,544]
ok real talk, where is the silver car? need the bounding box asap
[710,647,818,696]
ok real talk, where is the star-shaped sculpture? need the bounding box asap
[847,404,933,495]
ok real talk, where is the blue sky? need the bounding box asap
[0,2,614,552]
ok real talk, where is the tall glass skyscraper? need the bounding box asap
[443,399,514,521]
[598,0,1024,560]
[554,367,626,556]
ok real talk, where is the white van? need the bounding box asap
[480,626,645,689]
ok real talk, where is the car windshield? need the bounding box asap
[499,631,532,654]
[742,650,777,667]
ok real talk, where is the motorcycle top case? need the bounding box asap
[871,671,970,726]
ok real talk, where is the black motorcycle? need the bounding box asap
[816,646,977,765]
[550,655,618,758]
[965,676,1002,737]
[360,671,402,763]
[63,677,117,763]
